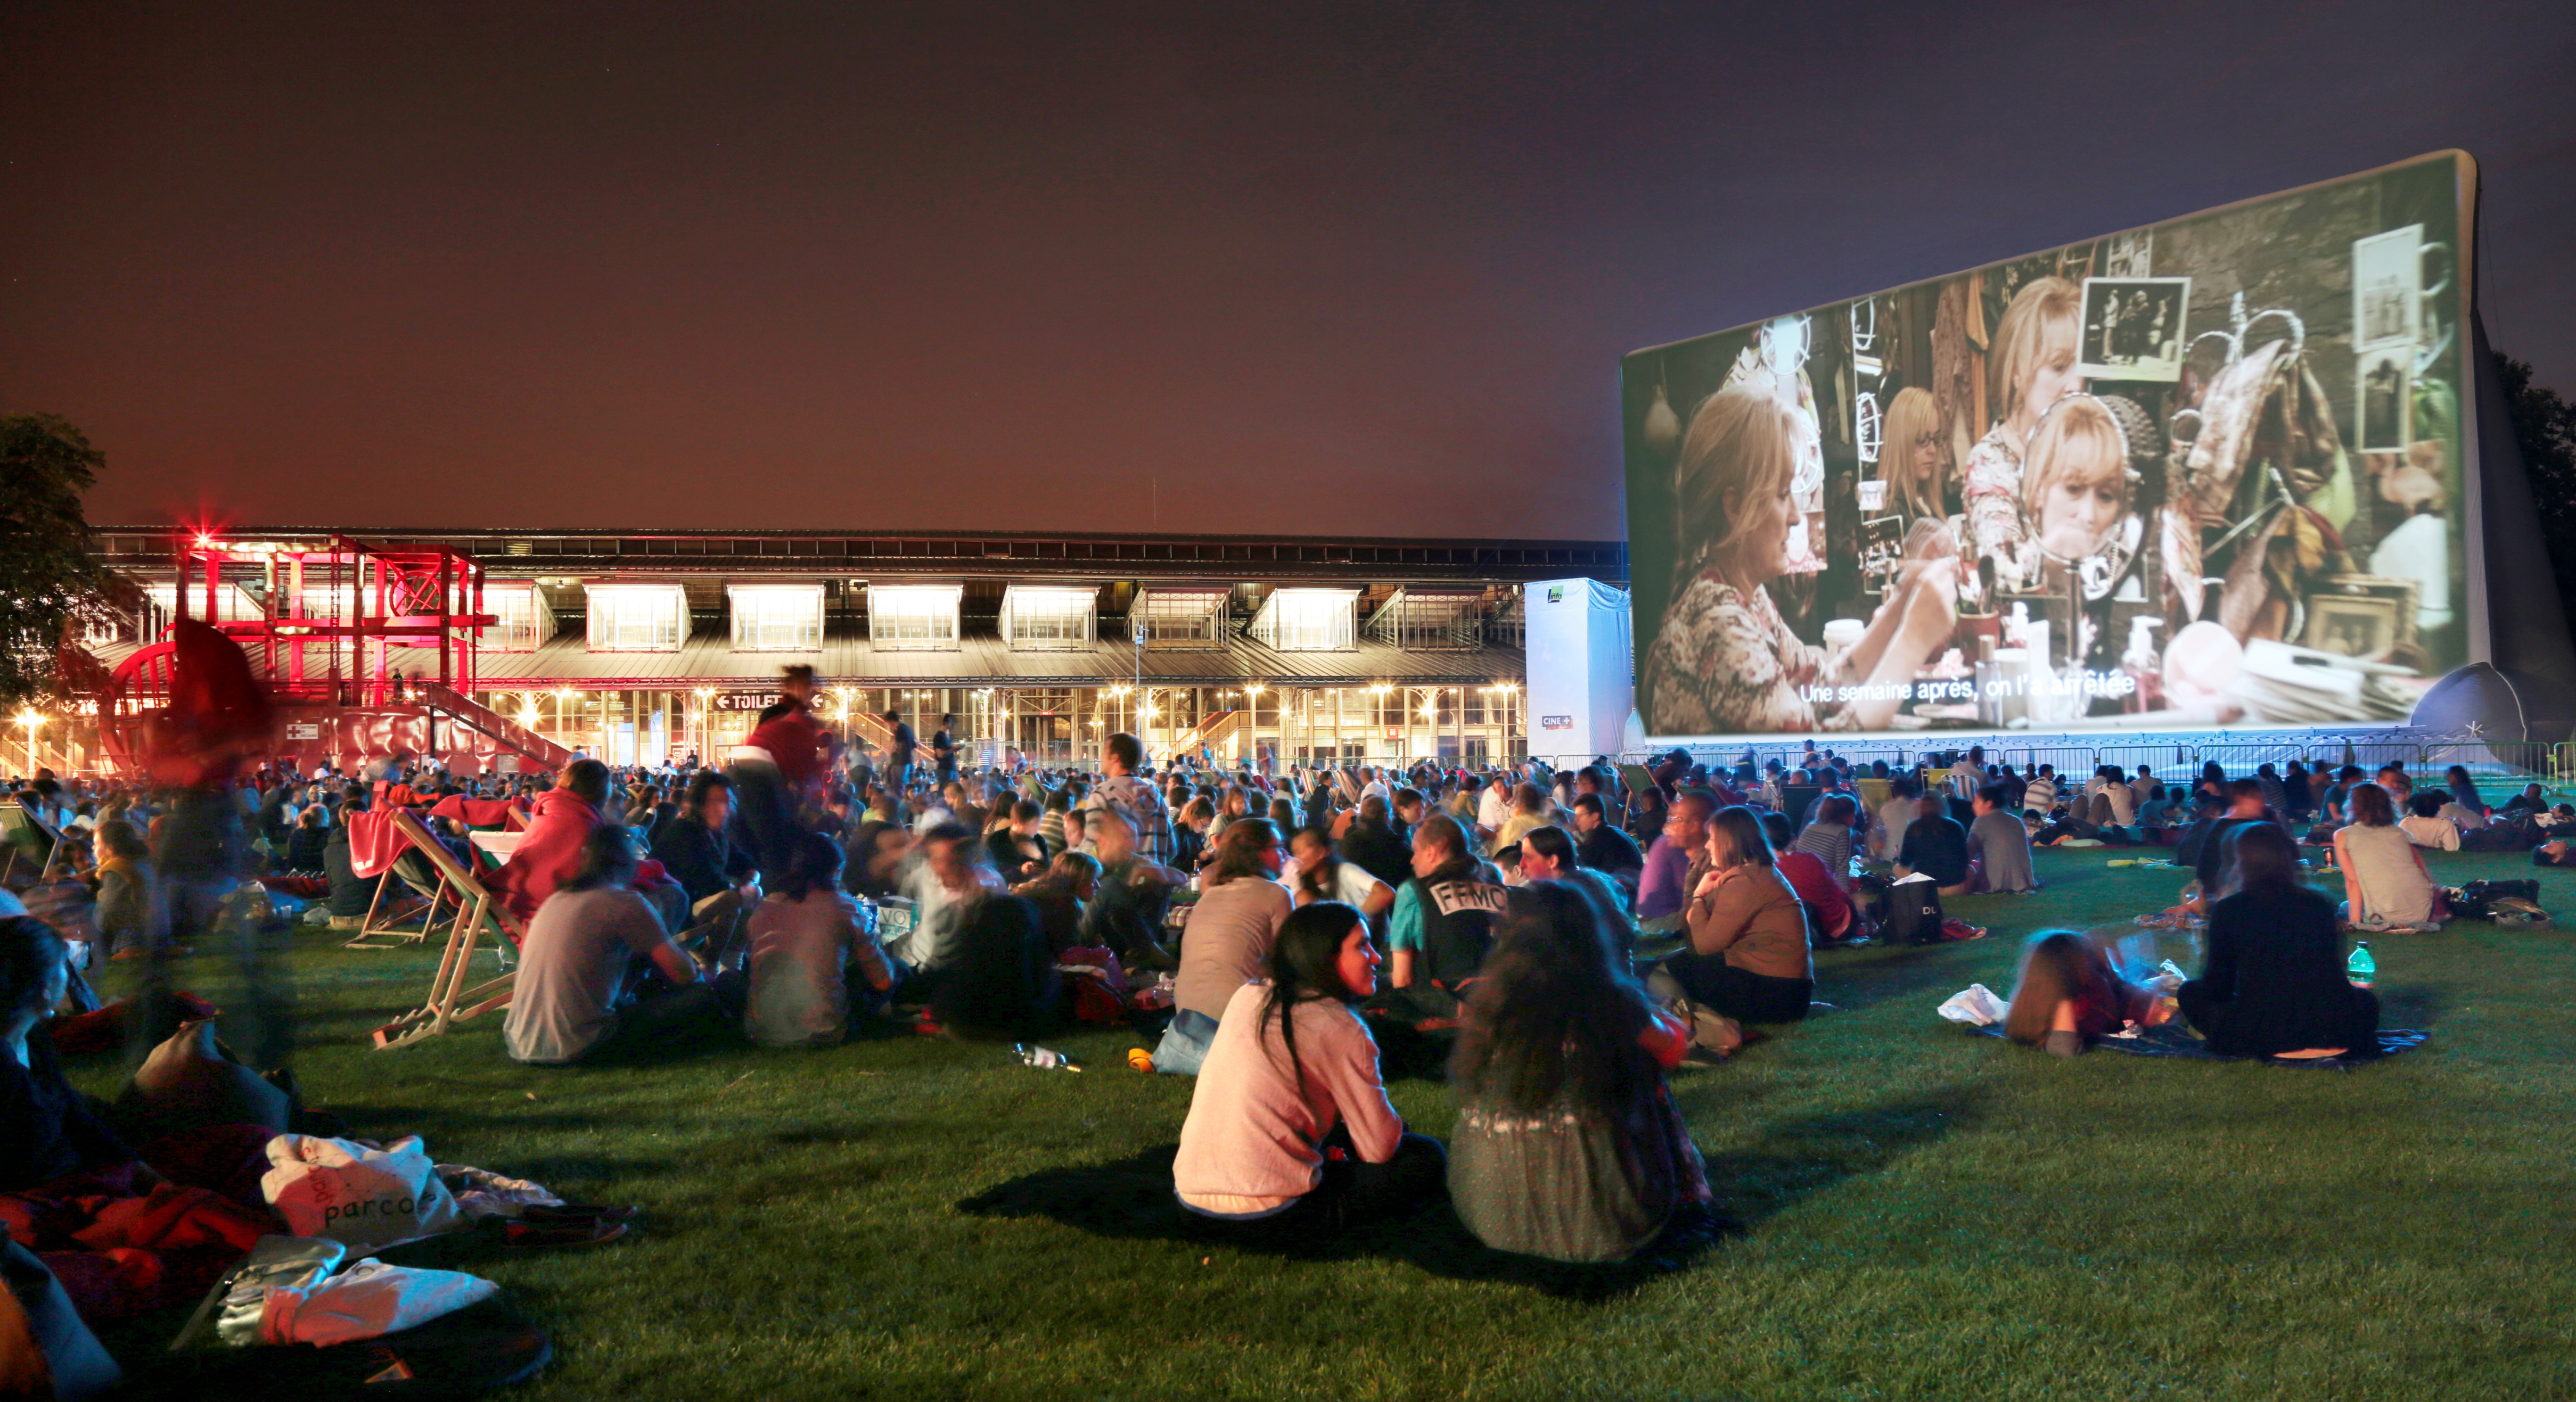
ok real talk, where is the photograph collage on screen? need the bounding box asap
[1622,151,2473,740]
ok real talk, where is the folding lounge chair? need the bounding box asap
[346,846,456,949]
[0,801,65,886]
[368,810,529,1051]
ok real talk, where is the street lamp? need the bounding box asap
[13,711,43,778]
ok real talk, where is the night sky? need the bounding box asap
[4,2,2572,540]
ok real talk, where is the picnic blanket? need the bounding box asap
[1970,1022,2426,1069]
[425,794,520,829]
[344,810,409,880]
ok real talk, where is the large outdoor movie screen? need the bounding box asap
[1624,151,2475,741]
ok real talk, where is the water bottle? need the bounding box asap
[2346,941,2376,989]
[1014,1043,1081,1072]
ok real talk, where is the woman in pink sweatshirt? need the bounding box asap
[1171,902,1445,1231]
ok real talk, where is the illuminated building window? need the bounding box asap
[867,584,961,651]
[481,583,554,652]
[586,584,686,652]
[1250,588,1357,651]
[1128,588,1229,650]
[728,584,824,651]
[1000,585,1097,651]
[1364,587,1484,650]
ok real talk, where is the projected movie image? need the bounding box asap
[1623,151,2472,740]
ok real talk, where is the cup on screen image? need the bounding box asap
[1821,618,1866,656]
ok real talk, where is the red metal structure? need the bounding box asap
[100,533,573,774]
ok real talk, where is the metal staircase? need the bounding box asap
[415,681,577,772]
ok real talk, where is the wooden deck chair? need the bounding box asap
[369,810,528,1051]
[346,845,459,950]
[0,802,64,886]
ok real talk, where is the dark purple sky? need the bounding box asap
[5,2,2573,540]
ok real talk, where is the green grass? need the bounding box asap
[68,848,2576,1400]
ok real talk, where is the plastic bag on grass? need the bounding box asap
[436,1165,564,1221]
[260,1135,463,1250]
[1937,984,2009,1027]
[245,1258,498,1347]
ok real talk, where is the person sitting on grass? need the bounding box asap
[2,916,279,1325]
[1966,781,2038,894]
[2178,822,2378,1059]
[744,833,897,1048]
[1789,794,1858,883]
[1376,814,1508,1029]
[2331,784,2444,931]
[2397,791,2461,851]
[92,819,166,961]
[1447,882,1710,1263]
[987,800,1051,884]
[485,759,613,925]
[930,893,1062,1042]
[2003,930,2168,1057]
[1286,827,1394,926]
[1661,806,1814,1024]
[1894,794,1973,897]
[650,770,757,915]
[1153,819,1292,1075]
[2176,780,2279,912]
[1569,794,1646,897]
[283,804,329,872]
[1761,811,1865,946]
[1513,824,1636,954]
[503,827,729,1065]
[1172,902,1446,1233]
[1015,850,1102,958]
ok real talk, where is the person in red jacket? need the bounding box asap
[485,760,609,925]
[732,666,834,885]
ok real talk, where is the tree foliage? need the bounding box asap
[0,414,135,706]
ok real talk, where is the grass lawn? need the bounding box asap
[68,847,2576,1401]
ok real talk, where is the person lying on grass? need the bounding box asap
[744,832,898,1049]
[1172,902,1445,1232]
[2003,930,2169,1057]
[1447,883,1709,1264]
[2177,821,2378,1060]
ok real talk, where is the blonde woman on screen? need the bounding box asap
[1879,385,1956,525]
[1964,276,2082,589]
[1640,384,1959,736]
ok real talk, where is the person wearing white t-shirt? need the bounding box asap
[2398,791,2461,851]
[1476,776,1513,842]
[1287,827,1394,922]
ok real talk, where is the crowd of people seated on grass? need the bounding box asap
[4,697,2570,1282]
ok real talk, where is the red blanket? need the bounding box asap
[426,794,519,828]
[346,810,409,879]
[480,789,600,922]
[0,1132,279,1326]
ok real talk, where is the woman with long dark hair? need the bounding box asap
[743,832,896,1047]
[1660,806,1813,1024]
[2177,822,2380,1058]
[1448,884,1709,1261]
[1172,902,1445,1230]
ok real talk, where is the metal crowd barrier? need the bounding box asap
[1538,730,2576,794]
